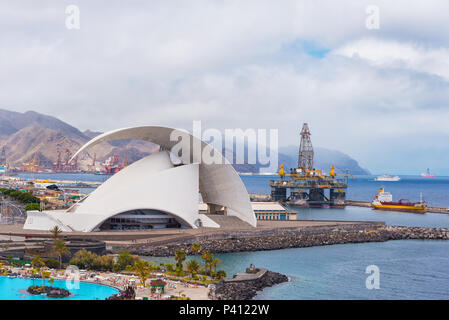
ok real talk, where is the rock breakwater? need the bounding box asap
[215,269,288,300]
[132,224,449,257]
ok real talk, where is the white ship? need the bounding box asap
[374,174,401,182]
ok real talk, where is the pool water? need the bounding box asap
[0,276,119,300]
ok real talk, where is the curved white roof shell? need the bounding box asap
[24,126,256,232]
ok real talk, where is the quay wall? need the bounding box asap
[214,269,288,300]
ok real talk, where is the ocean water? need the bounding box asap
[142,240,449,300]
[17,172,449,299]
[241,174,449,207]
[17,173,449,207]
[219,240,449,300]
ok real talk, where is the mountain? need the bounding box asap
[278,145,370,175]
[0,109,159,170]
[0,109,87,141]
[0,109,370,175]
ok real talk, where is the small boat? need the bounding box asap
[372,188,426,214]
[421,168,435,178]
[374,174,400,181]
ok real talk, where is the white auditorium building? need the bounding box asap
[23,126,257,232]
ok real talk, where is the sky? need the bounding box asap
[0,1,449,175]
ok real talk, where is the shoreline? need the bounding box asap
[215,269,289,300]
[133,225,449,257]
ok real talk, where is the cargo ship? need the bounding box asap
[372,188,426,213]
[421,168,435,178]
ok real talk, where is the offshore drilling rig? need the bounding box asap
[270,123,351,207]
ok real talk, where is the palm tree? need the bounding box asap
[31,256,45,286]
[0,261,5,275]
[49,226,62,240]
[216,270,227,280]
[201,250,214,275]
[185,259,201,277]
[174,250,186,270]
[211,257,222,275]
[30,268,37,287]
[52,239,70,269]
[190,243,201,255]
[132,259,150,287]
[41,271,50,287]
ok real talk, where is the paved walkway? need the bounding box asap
[0,219,383,246]
[225,268,267,282]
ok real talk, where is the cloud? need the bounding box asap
[0,1,449,173]
[333,38,449,80]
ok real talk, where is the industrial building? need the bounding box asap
[24,126,257,232]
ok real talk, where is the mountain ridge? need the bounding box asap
[0,109,369,174]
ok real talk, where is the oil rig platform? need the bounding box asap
[270,123,351,207]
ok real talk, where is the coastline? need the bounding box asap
[215,269,289,300]
[133,225,449,257]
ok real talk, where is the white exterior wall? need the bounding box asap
[24,151,201,232]
[24,126,256,232]
[70,126,256,227]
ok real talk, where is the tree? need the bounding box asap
[201,250,214,275]
[70,249,96,270]
[93,255,114,271]
[132,259,151,287]
[174,250,186,270]
[31,256,45,286]
[49,226,62,240]
[41,271,50,287]
[30,268,38,287]
[216,270,227,280]
[115,250,138,271]
[52,239,70,269]
[164,263,175,272]
[69,249,115,271]
[211,258,222,275]
[25,203,40,211]
[190,243,201,255]
[48,278,55,287]
[185,259,201,277]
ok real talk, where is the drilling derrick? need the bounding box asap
[270,123,351,207]
[298,123,314,173]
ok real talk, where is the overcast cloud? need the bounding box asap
[1,0,449,174]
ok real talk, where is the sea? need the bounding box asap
[16,172,449,299]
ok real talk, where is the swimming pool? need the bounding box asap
[0,276,119,300]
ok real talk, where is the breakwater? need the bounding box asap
[214,268,288,300]
[134,223,449,257]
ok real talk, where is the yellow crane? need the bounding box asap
[329,164,353,178]
[277,164,325,179]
